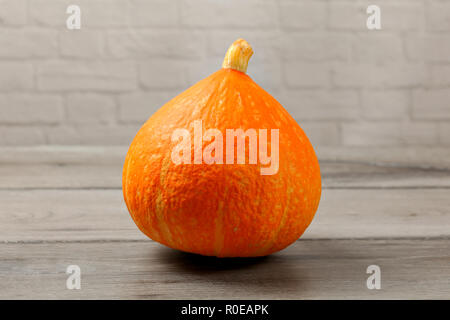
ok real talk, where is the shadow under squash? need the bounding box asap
[153,246,306,296]
[158,247,270,272]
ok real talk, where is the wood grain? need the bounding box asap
[0,240,448,299]
[1,188,449,242]
[0,164,121,189]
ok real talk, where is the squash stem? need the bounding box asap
[222,39,253,74]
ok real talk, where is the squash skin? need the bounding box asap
[122,68,321,257]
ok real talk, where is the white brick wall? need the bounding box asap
[0,0,448,147]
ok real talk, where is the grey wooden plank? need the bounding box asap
[1,189,449,242]
[0,239,448,299]
[2,162,450,189]
[0,189,146,242]
[0,164,121,189]
[319,147,450,170]
[321,161,450,188]
[0,146,127,165]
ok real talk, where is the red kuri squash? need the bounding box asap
[123,39,321,257]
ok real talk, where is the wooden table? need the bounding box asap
[1,147,449,299]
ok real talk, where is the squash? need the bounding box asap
[122,39,321,257]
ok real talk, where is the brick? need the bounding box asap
[281,34,351,61]
[397,122,438,146]
[381,4,423,31]
[413,89,450,120]
[184,58,221,86]
[37,61,137,92]
[0,30,58,58]
[45,126,78,144]
[284,62,330,88]
[362,90,409,120]
[180,0,278,28]
[60,30,104,58]
[332,64,379,88]
[45,124,141,145]
[279,90,359,121]
[107,30,206,59]
[439,124,450,146]
[342,122,438,146]
[352,34,403,62]
[81,0,129,27]
[66,94,116,124]
[299,122,340,146]
[280,2,326,30]
[0,127,45,145]
[329,3,367,30]
[0,62,33,91]
[405,35,450,62]
[0,0,27,26]
[0,94,63,124]
[29,0,68,27]
[118,91,177,123]
[249,61,282,92]
[427,3,450,31]
[332,63,426,88]
[139,60,186,89]
[329,3,423,31]
[431,65,450,86]
[128,0,178,27]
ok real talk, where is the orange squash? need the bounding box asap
[123,39,321,257]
